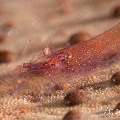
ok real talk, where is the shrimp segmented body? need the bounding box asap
[9,23,120,97]
[23,23,120,77]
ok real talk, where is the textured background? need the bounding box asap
[0,0,120,120]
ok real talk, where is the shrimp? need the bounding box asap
[8,23,120,97]
[22,23,120,77]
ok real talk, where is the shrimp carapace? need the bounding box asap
[22,23,120,77]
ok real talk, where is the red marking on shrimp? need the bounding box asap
[20,23,120,77]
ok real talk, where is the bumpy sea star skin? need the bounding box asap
[22,23,120,76]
